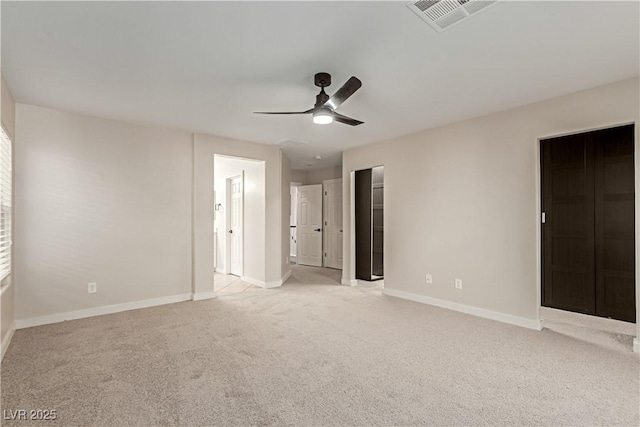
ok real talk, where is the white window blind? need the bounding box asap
[0,127,12,281]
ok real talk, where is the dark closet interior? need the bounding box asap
[541,124,635,323]
[355,166,384,281]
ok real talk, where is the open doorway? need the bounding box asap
[288,167,344,286]
[355,166,384,282]
[213,155,265,295]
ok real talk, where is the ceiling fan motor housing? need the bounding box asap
[314,72,331,88]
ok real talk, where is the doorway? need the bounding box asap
[355,166,384,281]
[541,124,635,323]
[213,155,265,294]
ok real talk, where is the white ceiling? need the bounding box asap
[2,1,638,170]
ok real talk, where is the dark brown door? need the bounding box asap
[542,124,635,323]
[594,125,636,322]
[542,133,596,315]
[355,169,372,281]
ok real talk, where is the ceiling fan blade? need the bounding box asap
[325,76,362,110]
[254,108,314,115]
[332,111,363,126]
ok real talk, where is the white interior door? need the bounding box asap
[323,179,343,270]
[290,185,298,259]
[228,175,243,276]
[297,184,323,267]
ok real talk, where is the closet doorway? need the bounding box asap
[355,166,384,281]
[541,124,635,322]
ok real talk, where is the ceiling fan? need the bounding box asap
[254,72,363,126]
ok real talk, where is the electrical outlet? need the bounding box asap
[88,282,97,293]
[425,274,433,284]
[454,279,462,290]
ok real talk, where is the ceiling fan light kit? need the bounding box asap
[312,108,333,125]
[255,72,363,126]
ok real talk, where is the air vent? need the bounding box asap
[407,0,498,32]
[276,140,308,148]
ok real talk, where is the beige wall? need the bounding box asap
[12,103,288,323]
[1,75,16,351]
[14,104,194,320]
[193,133,284,294]
[306,166,341,185]
[290,169,306,184]
[291,166,342,186]
[343,78,640,330]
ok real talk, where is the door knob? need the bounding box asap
[314,228,321,232]
[229,230,233,234]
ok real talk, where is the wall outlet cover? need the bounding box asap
[88,282,97,293]
[455,279,463,290]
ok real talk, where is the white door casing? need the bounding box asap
[297,184,323,267]
[227,174,243,276]
[323,179,343,270]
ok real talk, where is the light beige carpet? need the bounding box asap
[1,265,638,426]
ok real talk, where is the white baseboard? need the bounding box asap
[383,288,542,331]
[341,278,358,286]
[241,276,267,288]
[1,321,16,361]
[15,293,193,330]
[634,338,639,354]
[243,271,291,289]
[269,269,291,288]
[192,291,216,301]
[264,281,281,289]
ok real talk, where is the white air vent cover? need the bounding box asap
[408,0,498,32]
[276,140,309,148]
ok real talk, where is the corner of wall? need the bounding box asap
[1,321,16,361]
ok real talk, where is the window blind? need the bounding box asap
[0,127,12,281]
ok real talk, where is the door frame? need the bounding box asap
[536,121,639,351]
[225,173,244,277]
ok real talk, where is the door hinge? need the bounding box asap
[324,253,327,257]
[324,221,327,226]
[541,212,546,224]
[324,191,327,195]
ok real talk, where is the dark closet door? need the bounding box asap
[594,125,636,322]
[372,166,384,277]
[542,133,596,315]
[355,169,372,281]
[542,124,636,323]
